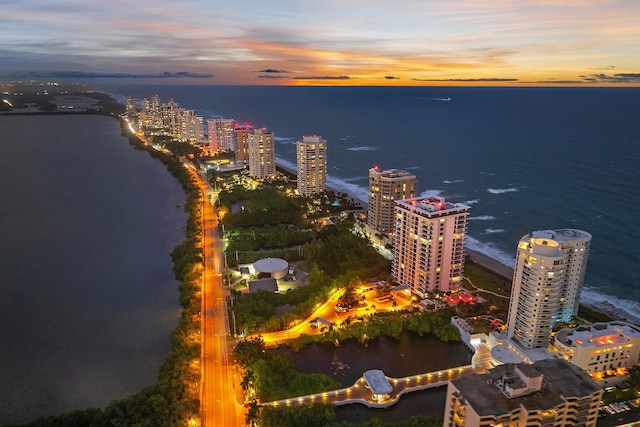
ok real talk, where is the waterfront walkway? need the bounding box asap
[261,365,474,409]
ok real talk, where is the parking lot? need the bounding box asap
[598,399,640,426]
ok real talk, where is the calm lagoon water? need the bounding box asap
[0,115,186,425]
[280,332,471,423]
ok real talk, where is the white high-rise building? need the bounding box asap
[368,167,417,235]
[207,118,235,152]
[296,135,327,196]
[247,128,276,179]
[392,196,469,296]
[506,229,591,350]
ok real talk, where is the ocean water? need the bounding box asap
[100,84,640,319]
[0,115,186,424]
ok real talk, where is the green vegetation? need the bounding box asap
[291,309,461,351]
[461,260,511,315]
[577,305,613,323]
[261,403,336,427]
[303,221,391,280]
[225,224,314,253]
[232,264,334,333]
[233,337,340,403]
[219,186,306,228]
[230,218,390,335]
[151,135,202,158]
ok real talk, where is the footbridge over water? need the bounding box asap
[261,365,474,409]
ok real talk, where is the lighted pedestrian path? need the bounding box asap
[261,364,474,409]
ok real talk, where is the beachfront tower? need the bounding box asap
[392,196,469,296]
[207,118,235,152]
[296,135,327,197]
[234,123,251,163]
[506,229,592,350]
[368,167,417,235]
[247,128,276,179]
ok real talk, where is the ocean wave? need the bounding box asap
[326,175,369,204]
[484,228,505,234]
[468,215,496,221]
[275,136,296,144]
[339,135,354,141]
[580,286,640,324]
[276,158,370,204]
[346,146,378,151]
[418,189,443,198]
[487,187,519,194]
[462,199,479,205]
[465,236,516,269]
[443,179,465,184]
[343,176,368,182]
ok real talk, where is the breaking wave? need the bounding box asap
[487,187,519,194]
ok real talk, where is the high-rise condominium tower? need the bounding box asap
[234,124,251,163]
[368,167,417,234]
[247,128,276,179]
[207,118,235,152]
[392,196,469,296]
[506,229,591,350]
[296,135,327,197]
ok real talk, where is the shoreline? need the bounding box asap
[466,248,640,326]
[276,160,369,210]
[277,159,637,326]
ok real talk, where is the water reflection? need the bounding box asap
[278,331,471,422]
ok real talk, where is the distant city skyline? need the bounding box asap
[2,0,639,86]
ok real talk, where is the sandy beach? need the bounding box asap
[466,248,514,280]
[467,249,640,326]
[276,162,639,326]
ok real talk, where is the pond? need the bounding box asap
[278,331,472,423]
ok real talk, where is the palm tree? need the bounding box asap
[245,399,261,427]
[240,370,256,400]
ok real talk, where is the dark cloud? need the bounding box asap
[292,76,353,80]
[412,77,518,82]
[12,70,213,79]
[582,73,640,83]
[385,76,400,80]
[257,68,292,73]
[588,65,616,70]
[257,74,290,79]
[536,80,589,84]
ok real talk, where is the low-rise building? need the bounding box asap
[443,358,602,427]
[550,321,640,380]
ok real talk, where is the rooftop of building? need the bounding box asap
[529,228,592,242]
[396,196,469,214]
[488,332,554,365]
[248,277,279,293]
[369,167,415,179]
[555,321,640,348]
[452,359,601,416]
[363,370,393,395]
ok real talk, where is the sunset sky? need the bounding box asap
[2,0,639,86]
